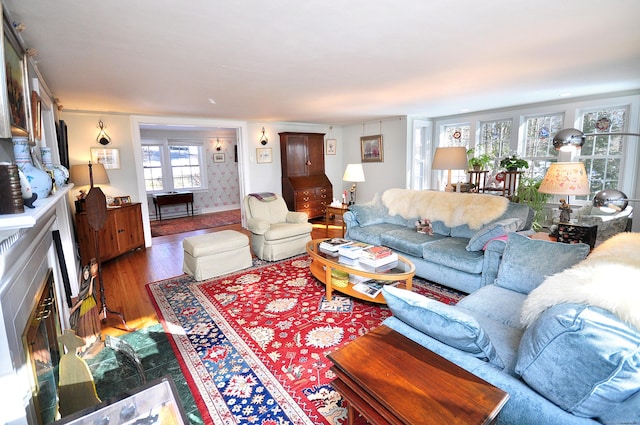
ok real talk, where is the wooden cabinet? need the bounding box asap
[75,203,144,264]
[280,132,332,219]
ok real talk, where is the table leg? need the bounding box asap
[347,405,356,425]
[324,265,333,301]
[325,209,330,237]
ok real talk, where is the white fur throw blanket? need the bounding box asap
[381,189,509,230]
[521,232,640,330]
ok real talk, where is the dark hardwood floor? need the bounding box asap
[99,218,342,337]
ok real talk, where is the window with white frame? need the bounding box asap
[520,113,563,179]
[579,107,627,197]
[477,119,512,162]
[441,123,470,186]
[141,139,205,192]
[410,121,432,190]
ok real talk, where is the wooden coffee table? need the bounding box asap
[328,325,509,425]
[306,239,415,304]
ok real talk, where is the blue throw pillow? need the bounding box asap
[349,203,385,226]
[382,286,504,368]
[515,303,640,418]
[494,232,590,294]
[466,218,523,251]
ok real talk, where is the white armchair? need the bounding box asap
[244,194,313,261]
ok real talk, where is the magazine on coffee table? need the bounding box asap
[352,280,399,299]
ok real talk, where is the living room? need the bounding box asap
[1,1,639,424]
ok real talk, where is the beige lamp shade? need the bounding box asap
[538,162,590,195]
[431,146,468,170]
[69,162,110,187]
[342,163,365,182]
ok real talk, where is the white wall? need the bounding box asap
[341,117,409,203]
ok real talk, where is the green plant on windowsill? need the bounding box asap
[499,154,529,172]
[513,176,551,231]
[467,149,493,171]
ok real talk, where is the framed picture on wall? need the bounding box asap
[31,91,41,141]
[3,18,30,139]
[360,134,384,162]
[326,139,336,155]
[213,153,225,163]
[256,147,272,164]
[91,148,120,169]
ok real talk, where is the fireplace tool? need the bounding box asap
[84,162,132,331]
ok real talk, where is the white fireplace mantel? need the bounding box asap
[0,184,79,425]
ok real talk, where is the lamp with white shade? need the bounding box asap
[342,163,365,205]
[432,146,468,192]
[538,162,591,223]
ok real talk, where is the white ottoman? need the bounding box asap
[182,230,252,281]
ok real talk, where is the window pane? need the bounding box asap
[478,119,511,160]
[521,114,563,179]
[142,145,163,191]
[170,145,201,190]
[442,124,470,186]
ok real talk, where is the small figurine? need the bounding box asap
[559,198,573,223]
[415,218,433,235]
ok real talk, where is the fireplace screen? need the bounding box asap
[23,270,62,424]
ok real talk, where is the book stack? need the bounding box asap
[319,238,352,256]
[359,246,398,267]
[337,241,373,265]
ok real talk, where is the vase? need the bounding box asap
[13,138,52,201]
[40,147,69,188]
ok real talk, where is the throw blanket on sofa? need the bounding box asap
[381,189,509,230]
[521,232,640,330]
[248,192,278,202]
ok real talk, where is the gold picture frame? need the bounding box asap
[256,147,272,164]
[31,91,41,141]
[360,134,383,162]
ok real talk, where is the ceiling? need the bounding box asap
[5,0,640,125]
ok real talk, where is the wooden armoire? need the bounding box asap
[280,132,332,219]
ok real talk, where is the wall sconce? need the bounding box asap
[96,120,111,145]
[215,138,222,151]
[259,127,269,145]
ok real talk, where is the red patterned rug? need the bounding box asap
[151,209,242,237]
[146,255,464,425]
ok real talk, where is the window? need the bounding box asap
[410,120,432,190]
[579,107,627,197]
[521,113,563,179]
[477,119,511,161]
[142,139,205,192]
[441,123,470,186]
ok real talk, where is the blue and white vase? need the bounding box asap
[40,147,69,187]
[13,138,52,200]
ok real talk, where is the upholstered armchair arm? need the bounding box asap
[246,218,270,235]
[286,211,309,223]
[343,211,359,239]
[481,239,507,286]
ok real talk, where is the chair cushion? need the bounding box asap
[515,303,640,418]
[383,286,504,368]
[247,196,288,224]
[466,218,522,251]
[494,232,590,294]
[263,222,312,241]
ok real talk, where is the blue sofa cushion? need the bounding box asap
[381,228,446,257]
[457,284,528,330]
[495,233,590,294]
[349,203,386,226]
[382,286,504,368]
[346,223,403,246]
[515,303,640,418]
[422,238,484,274]
[466,218,523,251]
[431,220,451,236]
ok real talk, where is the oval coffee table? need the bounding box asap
[306,239,415,304]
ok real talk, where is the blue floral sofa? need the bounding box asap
[344,189,534,293]
[381,232,640,424]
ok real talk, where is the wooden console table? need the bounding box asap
[328,325,509,424]
[152,192,194,220]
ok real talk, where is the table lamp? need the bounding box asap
[432,146,468,192]
[538,162,590,222]
[69,162,110,187]
[342,163,365,205]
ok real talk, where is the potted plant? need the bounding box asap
[467,149,493,171]
[513,176,551,231]
[499,154,529,171]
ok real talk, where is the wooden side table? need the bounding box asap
[328,325,509,424]
[325,204,349,237]
[152,191,194,220]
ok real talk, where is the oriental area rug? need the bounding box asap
[146,255,464,425]
[151,209,242,237]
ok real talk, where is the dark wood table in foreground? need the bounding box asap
[327,325,509,425]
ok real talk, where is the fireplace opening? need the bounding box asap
[23,270,63,424]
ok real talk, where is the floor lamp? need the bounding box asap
[432,146,468,192]
[81,162,132,331]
